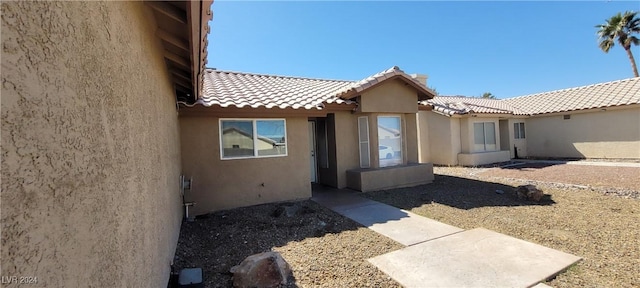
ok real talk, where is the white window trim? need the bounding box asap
[219,118,288,160]
[514,122,525,139]
[358,116,370,168]
[473,121,497,152]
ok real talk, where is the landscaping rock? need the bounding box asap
[230,251,292,288]
[515,184,544,202]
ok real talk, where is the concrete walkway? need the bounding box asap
[312,188,582,288]
[312,189,463,246]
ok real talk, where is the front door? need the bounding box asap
[308,121,317,182]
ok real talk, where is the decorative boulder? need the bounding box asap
[230,251,292,288]
[515,184,544,202]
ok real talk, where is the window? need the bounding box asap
[358,117,370,168]
[563,115,571,120]
[514,122,526,139]
[473,122,496,151]
[220,119,287,159]
[378,116,402,167]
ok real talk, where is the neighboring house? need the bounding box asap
[221,126,286,157]
[2,1,211,287]
[422,77,640,166]
[419,97,524,166]
[503,78,640,159]
[179,67,437,214]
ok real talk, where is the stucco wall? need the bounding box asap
[334,112,361,188]
[346,163,434,192]
[417,112,431,163]
[404,113,419,163]
[457,151,511,166]
[180,116,312,214]
[359,79,419,113]
[423,112,461,165]
[525,107,640,159]
[460,117,503,153]
[2,2,182,287]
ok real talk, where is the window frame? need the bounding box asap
[473,122,497,152]
[219,118,288,160]
[377,115,403,168]
[514,122,526,139]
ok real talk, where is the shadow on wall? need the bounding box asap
[363,174,556,211]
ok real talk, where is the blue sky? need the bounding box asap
[207,1,639,99]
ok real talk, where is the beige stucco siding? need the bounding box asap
[423,112,461,165]
[180,117,311,214]
[460,117,503,153]
[333,112,361,188]
[417,112,431,163]
[359,79,419,113]
[2,2,182,287]
[525,107,640,159]
[405,113,419,163]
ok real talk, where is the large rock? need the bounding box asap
[515,184,544,202]
[230,251,292,288]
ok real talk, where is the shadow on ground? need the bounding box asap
[364,174,556,211]
[171,199,362,288]
[172,174,556,287]
[497,162,562,171]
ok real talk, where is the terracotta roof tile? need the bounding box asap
[504,77,640,115]
[335,66,436,99]
[424,77,640,116]
[192,70,354,110]
[187,66,435,109]
[424,96,528,116]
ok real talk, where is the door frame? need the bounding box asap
[308,121,317,183]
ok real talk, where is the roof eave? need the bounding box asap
[338,75,436,100]
[188,1,213,102]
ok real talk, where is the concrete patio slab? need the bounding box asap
[336,203,463,246]
[311,192,380,213]
[312,192,463,246]
[369,228,581,288]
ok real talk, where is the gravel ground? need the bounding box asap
[174,163,639,287]
[477,163,640,192]
[364,166,640,288]
[172,200,403,287]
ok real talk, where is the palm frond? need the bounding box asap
[596,10,640,52]
[599,38,614,53]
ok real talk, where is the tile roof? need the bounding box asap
[186,66,435,110]
[424,77,640,116]
[503,77,640,115]
[334,66,436,100]
[424,96,528,116]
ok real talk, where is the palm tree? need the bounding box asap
[596,11,640,77]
